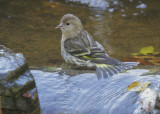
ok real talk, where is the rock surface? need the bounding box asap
[0,45,41,114]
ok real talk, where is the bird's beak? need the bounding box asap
[56,23,63,29]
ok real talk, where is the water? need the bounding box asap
[32,69,160,114]
[0,0,160,113]
[0,0,159,67]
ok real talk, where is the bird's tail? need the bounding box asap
[95,62,139,79]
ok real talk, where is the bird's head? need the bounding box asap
[56,14,83,38]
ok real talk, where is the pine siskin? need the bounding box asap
[56,14,139,79]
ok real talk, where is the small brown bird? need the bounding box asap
[56,14,138,78]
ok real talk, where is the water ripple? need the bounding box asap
[31,69,160,114]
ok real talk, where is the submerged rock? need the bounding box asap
[0,45,41,114]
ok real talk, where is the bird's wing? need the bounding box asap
[64,30,116,64]
[64,36,119,65]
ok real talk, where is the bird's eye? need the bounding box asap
[66,23,70,25]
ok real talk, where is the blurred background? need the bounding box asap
[0,0,160,67]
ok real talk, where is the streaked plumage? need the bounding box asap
[56,14,139,79]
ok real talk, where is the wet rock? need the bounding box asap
[0,45,41,114]
[139,88,157,112]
